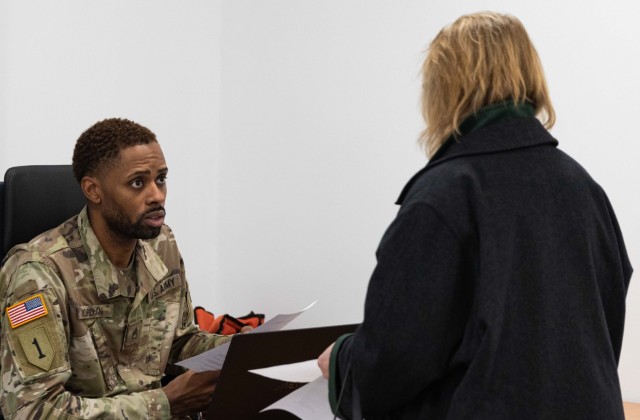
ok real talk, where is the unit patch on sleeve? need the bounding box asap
[6,294,49,328]
[17,325,56,371]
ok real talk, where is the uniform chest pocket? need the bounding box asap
[142,289,181,376]
[67,321,124,396]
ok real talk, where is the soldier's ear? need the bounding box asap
[81,176,102,204]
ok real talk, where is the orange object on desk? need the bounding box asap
[625,401,640,420]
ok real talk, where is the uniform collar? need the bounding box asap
[396,101,558,205]
[78,207,168,300]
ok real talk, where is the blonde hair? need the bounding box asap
[419,12,555,157]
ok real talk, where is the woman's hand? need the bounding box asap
[318,342,335,378]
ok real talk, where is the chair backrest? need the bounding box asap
[2,165,86,258]
[0,181,5,258]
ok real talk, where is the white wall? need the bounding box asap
[1,0,638,401]
[0,0,224,320]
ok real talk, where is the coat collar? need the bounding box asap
[78,207,168,300]
[396,103,559,205]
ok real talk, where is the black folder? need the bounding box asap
[207,323,359,419]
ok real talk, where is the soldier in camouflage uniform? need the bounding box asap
[0,118,229,419]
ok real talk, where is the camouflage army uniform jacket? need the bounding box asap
[0,208,228,419]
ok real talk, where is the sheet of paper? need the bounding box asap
[176,300,318,372]
[250,299,317,333]
[261,375,334,419]
[249,359,320,383]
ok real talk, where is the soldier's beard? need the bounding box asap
[104,204,164,240]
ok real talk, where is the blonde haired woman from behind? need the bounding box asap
[319,12,631,420]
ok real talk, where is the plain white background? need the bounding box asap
[1,0,638,401]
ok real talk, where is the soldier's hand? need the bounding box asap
[162,369,220,417]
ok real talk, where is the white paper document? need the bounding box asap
[176,300,318,372]
[261,375,335,419]
[249,359,320,383]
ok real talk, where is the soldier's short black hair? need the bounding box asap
[72,118,157,182]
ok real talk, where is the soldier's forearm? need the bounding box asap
[169,328,231,365]
[7,387,171,419]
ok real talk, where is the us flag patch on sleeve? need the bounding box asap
[6,294,49,329]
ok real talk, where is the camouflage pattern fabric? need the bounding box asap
[0,207,228,419]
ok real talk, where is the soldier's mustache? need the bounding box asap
[141,206,166,218]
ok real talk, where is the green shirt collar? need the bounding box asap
[428,100,536,163]
[455,100,535,140]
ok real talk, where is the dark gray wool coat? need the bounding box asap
[330,103,633,419]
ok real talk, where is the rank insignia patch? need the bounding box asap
[7,294,49,328]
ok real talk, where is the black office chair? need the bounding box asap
[0,166,85,418]
[0,180,5,259]
[1,165,86,258]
